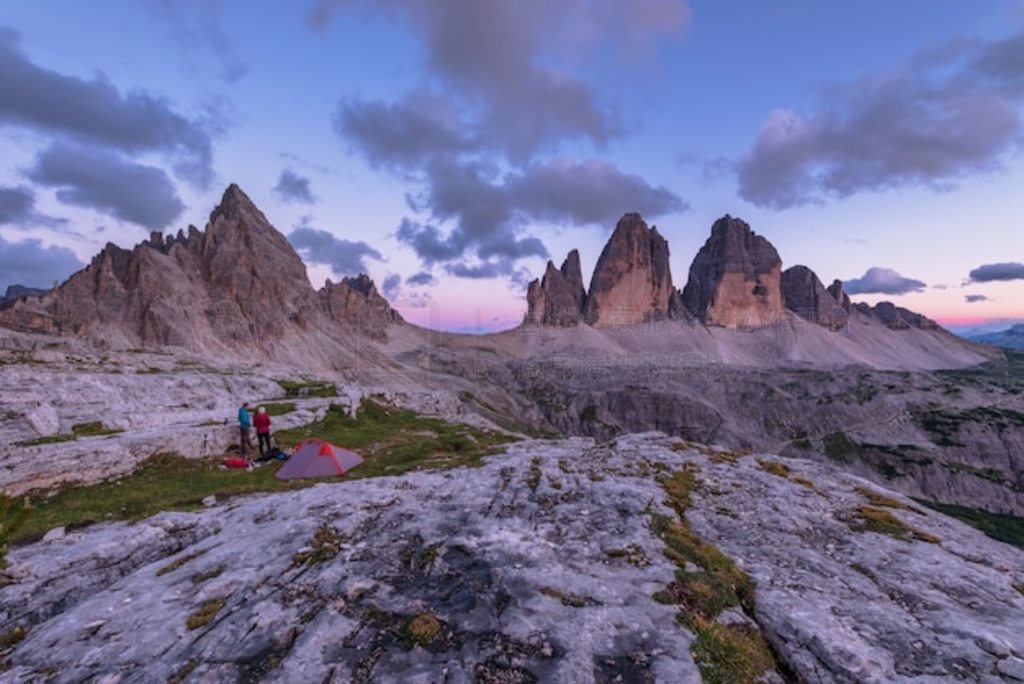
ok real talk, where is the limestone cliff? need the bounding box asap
[0,185,402,352]
[583,213,679,327]
[781,265,850,330]
[524,250,586,326]
[681,215,784,328]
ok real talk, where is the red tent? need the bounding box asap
[275,439,364,480]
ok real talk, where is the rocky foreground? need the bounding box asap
[3,434,1022,683]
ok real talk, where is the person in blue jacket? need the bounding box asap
[238,402,253,457]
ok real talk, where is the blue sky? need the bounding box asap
[1,0,1022,333]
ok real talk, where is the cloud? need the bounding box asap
[273,169,315,204]
[964,294,991,303]
[968,261,1024,282]
[147,0,248,83]
[335,92,471,171]
[318,1,687,156]
[28,143,185,230]
[844,267,927,295]
[0,186,34,225]
[406,271,435,286]
[380,273,401,300]
[287,223,383,276]
[0,235,83,291]
[0,27,215,187]
[395,157,684,272]
[321,1,688,280]
[737,29,1024,209]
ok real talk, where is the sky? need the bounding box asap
[1,0,1023,334]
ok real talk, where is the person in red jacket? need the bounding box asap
[254,406,272,458]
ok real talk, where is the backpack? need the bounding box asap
[224,456,248,469]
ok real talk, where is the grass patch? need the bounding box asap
[851,506,939,544]
[792,477,815,490]
[916,500,1024,550]
[156,549,208,577]
[167,659,199,684]
[539,586,587,608]
[756,460,790,478]
[853,486,909,510]
[276,379,337,399]
[14,454,312,544]
[404,613,441,648]
[651,468,777,682]
[259,402,297,417]
[526,456,542,492]
[1,495,32,569]
[191,564,225,584]
[943,462,1009,485]
[0,625,26,649]
[186,598,226,630]
[16,433,77,446]
[292,523,343,567]
[14,401,516,543]
[16,421,123,447]
[274,400,517,480]
[688,615,777,684]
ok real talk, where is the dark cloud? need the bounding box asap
[287,223,383,276]
[148,0,248,83]
[380,273,401,300]
[273,169,315,204]
[320,1,688,280]
[0,186,34,225]
[318,1,686,156]
[738,29,1024,209]
[844,267,926,295]
[505,159,687,225]
[335,92,471,171]
[0,185,67,228]
[969,261,1024,282]
[964,294,991,303]
[396,158,683,272]
[0,235,83,291]
[444,258,530,287]
[28,143,185,230]
[406,271,435,286]
[0,27,215,187]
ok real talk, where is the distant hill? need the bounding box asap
[966,324,1024,350]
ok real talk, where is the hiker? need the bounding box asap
[238,402,253,458]
[254,406,272,458]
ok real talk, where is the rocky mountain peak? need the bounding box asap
[524,250,587,326]
[781,265,850,330]
[681,215,784,328]
[583,213,678,327]
[0,184,402,354]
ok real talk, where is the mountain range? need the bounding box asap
[966,324,1024,350]
[0,184,994,372]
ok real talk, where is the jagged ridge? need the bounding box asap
[0,185,402,353]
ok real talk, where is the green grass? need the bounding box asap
[651,468,778,683]
[16,421,123,447]
[13,400,517,543]
[14,454,312,543]
[259,402,296,417]
[1,495,32,569]
[273,400,517,480]
[850,506,940,544]
[916,499,1024,550]
[186,598,225,630]
[276,379,337,398]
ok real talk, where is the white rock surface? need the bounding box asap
[2,435,1021,683]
